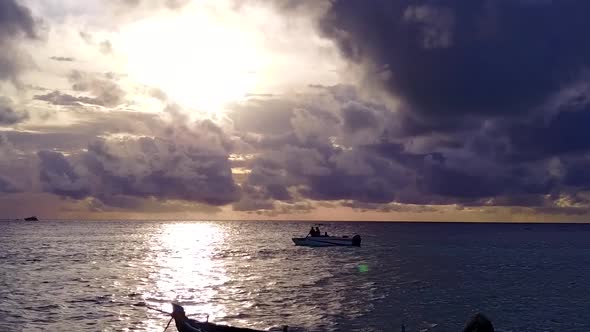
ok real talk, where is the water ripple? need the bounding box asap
[2,221,590,331]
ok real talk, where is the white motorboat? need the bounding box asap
[292,234,361,247]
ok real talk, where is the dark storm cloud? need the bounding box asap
[564,158,590,190]
[341,101,378,132]
[241,138,415,207]
[0,110,197,206]
[233,97,413,208]
[236,1,590,215]
[38,119,239,206]
[503,106,590,162]
[38,150,90,199]
[0,0,36,40]
[230,82,590,214]
[320,1,590,120]
[0,0,39,81]
[418,163,507,199]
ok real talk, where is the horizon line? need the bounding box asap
[3,218,590,224]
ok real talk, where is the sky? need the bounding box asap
[1,0,590,221]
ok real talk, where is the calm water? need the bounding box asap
[1,221,590,332]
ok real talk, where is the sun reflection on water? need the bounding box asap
[144,222,228,322]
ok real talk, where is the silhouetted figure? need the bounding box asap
[315,227,320,236]
[309,226,316,237]
[324,232,328,237]
[463,313,494,332]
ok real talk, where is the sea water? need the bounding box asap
[1,221,589,332]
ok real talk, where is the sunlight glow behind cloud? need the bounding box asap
[117,3,269,114]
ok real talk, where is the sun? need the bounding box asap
[116,3,269,114]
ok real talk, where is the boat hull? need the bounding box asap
[292,235,361,247]
[172,303,273,332]
[176,319,266,332]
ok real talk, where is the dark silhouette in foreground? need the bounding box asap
[147,303,493,332]
[463,313,494,332]
[402,313,493,332]
[171,304,287,332]
[308,226,317,237]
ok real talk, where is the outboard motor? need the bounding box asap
[352,235,361,247]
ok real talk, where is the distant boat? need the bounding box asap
[23,216,39,221]
[292,235,362,247]
[171,304,285,332]
[292,226,361,247]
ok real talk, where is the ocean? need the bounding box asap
[1,220,589,332]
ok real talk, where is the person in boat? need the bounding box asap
[324,231,329,237]
[308,226,317,237]
[315,227,320,236]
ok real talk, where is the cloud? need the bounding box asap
[403,5,454,49]
[164,0,191,10]
[232,184,276,212]
[99,40,112,55]
[0,176,19,193]
[34,90,104,106]
[0,0,40,82]
[0,134,36,193]
[502,106,590,162]
[224,1,585,216]
[319,1,590,122]
[231,84,590,215]
[233,91,409,208]
[0,97,28,124]
[0,134,24,194]
[341,101,378,132]
[79,31,93,44]
[65,70,126,107]
[564,158,590,190]
[4,110,167,157]
[49,56,75,62]
[38,118,239,206]
[38,150,91,199]
[118,0,191,11]
[229,98,296,135]
[0,1,37,40]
